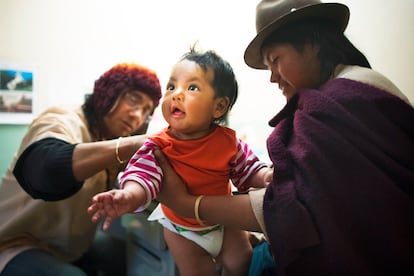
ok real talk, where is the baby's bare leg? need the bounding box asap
[216,228,253,276]
[163,228,217,276]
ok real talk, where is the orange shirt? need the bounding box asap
[150,126,237,228]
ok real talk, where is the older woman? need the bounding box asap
[155,0,414,275]
[0,63,161,275]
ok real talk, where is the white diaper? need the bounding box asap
[148,204,224,257]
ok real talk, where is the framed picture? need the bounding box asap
[0,66,34,124]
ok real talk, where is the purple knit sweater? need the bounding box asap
[264,78,414,275]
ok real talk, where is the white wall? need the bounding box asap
[1,0,413,158]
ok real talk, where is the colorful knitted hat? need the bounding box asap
[92,63,162,118]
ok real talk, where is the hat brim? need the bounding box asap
[244,3,350,69]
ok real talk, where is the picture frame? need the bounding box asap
[0,66,34,124]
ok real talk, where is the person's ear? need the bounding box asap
[213,97,230,119]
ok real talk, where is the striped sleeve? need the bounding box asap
[230,138,268,192]
[119,139,162,212]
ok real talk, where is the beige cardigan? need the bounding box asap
[0,106,108,272]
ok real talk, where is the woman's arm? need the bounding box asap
[154,149,263,232]
[72,134,147,181]
[14,135,147,201]
[198,194,262,232]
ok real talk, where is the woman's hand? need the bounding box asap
[264,166,274,187]
[154,149,195,217]
[154,149,262,232]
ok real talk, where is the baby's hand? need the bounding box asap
[87,189,137,231]
[264,165,274,187]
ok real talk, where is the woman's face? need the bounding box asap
[262,42,321,100]
[102,90,154,138]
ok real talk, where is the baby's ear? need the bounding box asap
[213,97,230,118]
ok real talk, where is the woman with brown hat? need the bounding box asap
[0,63,162,275]
[155,0,414,275]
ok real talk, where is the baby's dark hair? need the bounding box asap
[180,46,238,125]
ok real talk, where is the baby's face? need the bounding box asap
[162,60,220,140]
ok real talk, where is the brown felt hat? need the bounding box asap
[244,0,350,69]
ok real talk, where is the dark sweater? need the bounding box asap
[264,78,414,275]
[13,137,82,201]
